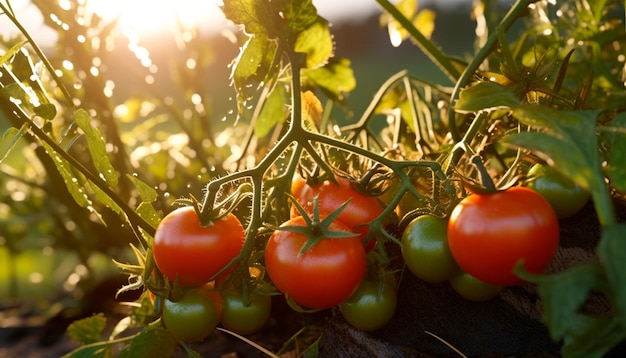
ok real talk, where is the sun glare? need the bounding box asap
[85,0,226,36]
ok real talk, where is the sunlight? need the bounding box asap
[85,0,226,36]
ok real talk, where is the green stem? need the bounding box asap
[375,0,460,83]
[447,0,537,142]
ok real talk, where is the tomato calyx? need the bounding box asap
[179,182,253,228]
[279,194,358,256]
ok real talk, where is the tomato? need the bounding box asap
[265,215,367,309]
[220,290,272,335]
[526,163,590,218]
[162,290,219,342]
[292,176,383,251]
[339,275,397,331]
[449,270,502,301]
[447,187,559,286]
[153,206,245,286]
[401,215,458,283]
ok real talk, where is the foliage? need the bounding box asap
[1,0,625,357]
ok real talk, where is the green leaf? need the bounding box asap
[33,102,57,121]
[302,57,356,102]
[232,34,271,86]
[66,314,107,345]
[295,18,333,69]
[0,40,27,66]
[127,174,158,202]
[282,0,319,35]
[0,124,28,163]
[61,343,114,358]
[561,314,626,358]
[454,82,521,113]
[73,108,118,187]
[523,263,606,341]
[127,174,161,227]
[118,322,178,358]
[597,224,626,330]
[255,83,287,138]
[222,0,271,35]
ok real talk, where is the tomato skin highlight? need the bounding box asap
[162,291,219,342]
[265,216,367,309]
[401,215,459,283]
[153,206,245,286]
[220,290,272,335]
[292,176,383,251]
[447,187,559,286]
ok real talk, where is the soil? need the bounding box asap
[2,200,626,358]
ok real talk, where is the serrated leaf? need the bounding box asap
[73,108,118,186]
[295,18,333,69]
[525,263,606,341]
[597,224,626,331]
[0,123,28,163]
[118,322,178,358]
[135,202,161,228]
[232,34,270,85]
[127,174,158,202]
[66,314,107,345]
[455,82,521,113]
[283,0,319,35]
[255,83,287,138]
[302,57,355,102]
[222,0,270,35]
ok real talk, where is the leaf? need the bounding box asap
[232,34,271,87]
[521,263,606,341]
[454,82,521,113]
[0,123,28,163]
[127,174,158,202]
[302,57,356,102]
[66,314,107,345]
[295,18,333,69]
[561,314,626,358]
[118,322,178,358]
[127,174,161,227]
[0,40,27,66]
[255,83,287,138]
[413,9,436,40]
[222,0,271,35]
[597,224,626,331]
[282,0,319,35]
[73,108,118,186]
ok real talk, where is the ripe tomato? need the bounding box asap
[292,176,383,251]
[220,290,272,335]
[153,206,245,286]
[401,215,459,283]
[449,270,502,301]
[526,163,590,218]
[162,290,219,342]
[447,187,559,286]
[339,275,397,331]
[265,216,367,309]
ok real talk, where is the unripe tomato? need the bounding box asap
[220,290,272,335]
[448,187,559,286]
[339,276,397,331]
[162,291,219,342]
[401,215,459,283]
[526,163,590,218]
[449,270,502,301]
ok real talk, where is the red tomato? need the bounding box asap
[153,206,245,286]
[447,187,559,286]
[265,215,367,309]
[291,176,383,251]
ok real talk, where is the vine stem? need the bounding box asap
[447,0,538,142]
[375,0,460,83]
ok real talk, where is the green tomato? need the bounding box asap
[526,163,590,218]
[449,270,502,302]
[401,215,458,283]
[339,276,397,331]
[163,291,219,342]
[220,290,272,335]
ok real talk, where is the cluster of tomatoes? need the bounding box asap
[149,163,589,341]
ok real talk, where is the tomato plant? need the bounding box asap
[152,206,246,286]
[401,214,458,283]
[339,275,397,331]
[448,187,560,286]
[220,290,272,335]
[291,176,383,251]
[162,290,220,342]
[449,270,502,302]
[265,215,367,309]
[526,163,590,219]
